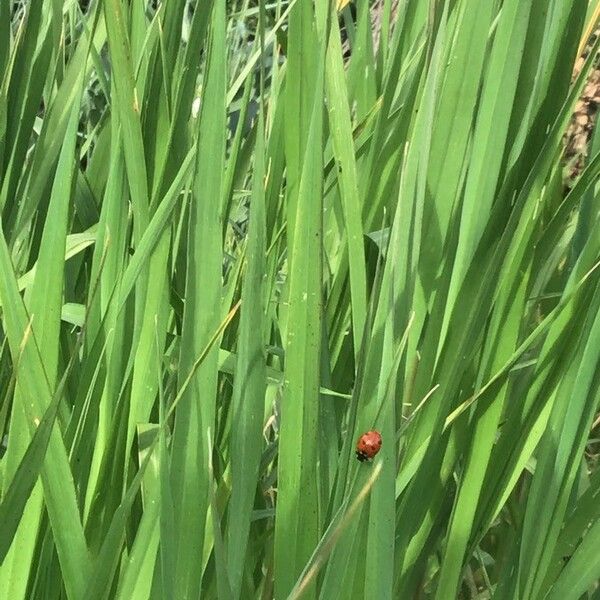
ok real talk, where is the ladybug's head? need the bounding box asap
[355,449,369,462]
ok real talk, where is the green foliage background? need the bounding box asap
[1,0,600,598]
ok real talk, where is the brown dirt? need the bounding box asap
[564,37,600,184]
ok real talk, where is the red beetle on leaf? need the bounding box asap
[356,430,382,462]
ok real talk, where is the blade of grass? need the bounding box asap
[274,5,326,596]
[226,113,267,599]
[325,14,368,360]
[169,2,227,597]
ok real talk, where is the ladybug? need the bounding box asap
[355,430,382,462]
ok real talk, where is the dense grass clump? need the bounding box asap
[2,1,600,598]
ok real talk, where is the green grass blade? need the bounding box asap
[169,1,227,597]
[274,7,326,597]
[545,511,600,599]
[0,381,61,563]
[226,114,267,599]
[325,15,367,359]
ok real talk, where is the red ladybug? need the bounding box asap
[356,430,382,462]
